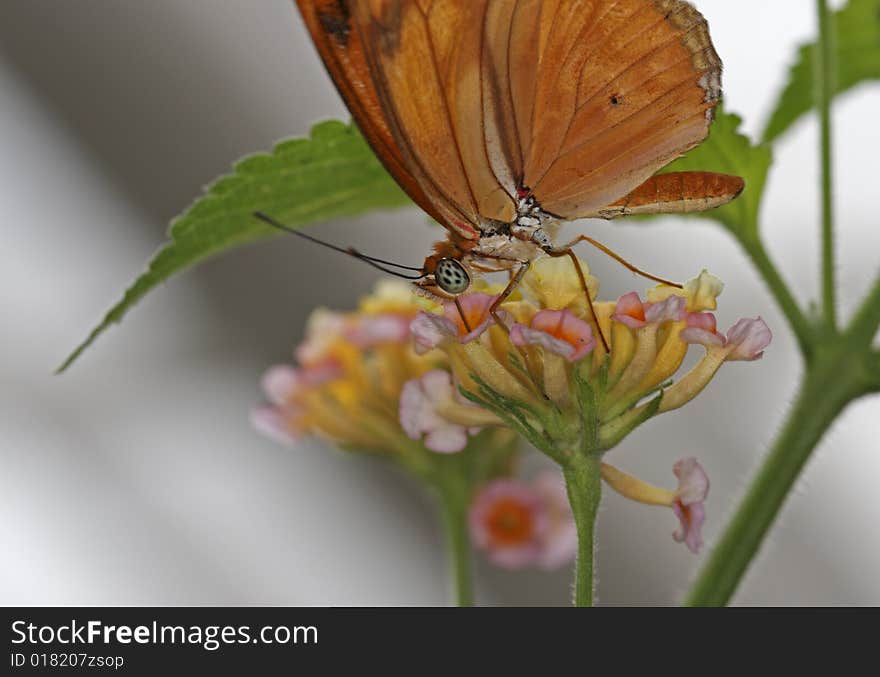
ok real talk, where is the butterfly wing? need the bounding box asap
[490,0,735,219]
[347,1,519,234]
[296,0,480,237]
[301,0,740,235]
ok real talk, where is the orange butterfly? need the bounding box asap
[290,0,743,347]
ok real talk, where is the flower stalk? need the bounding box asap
[563,453,602,607]
[432,454,475,607]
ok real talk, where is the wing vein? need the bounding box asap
[504,0,525,182]
[537,73,707,189]
[527,0,566,148]
[354,8,478,233]
[573,52,699,125]
[547,108,709,203]
[420,2,481,216]
[527,0,637,187]
[572,14,685,117]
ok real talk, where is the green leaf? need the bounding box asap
[659,108,772,236]
[762,0,880,143]
[60,120,411,372]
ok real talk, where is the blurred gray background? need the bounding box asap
[1,0,877,605]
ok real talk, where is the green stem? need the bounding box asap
[684,351,859,606]
[435,471,474,607]
[682,0,875,609]
[739,234,814,357]
[847,275,880,349]
[563,454,602,607]
[816,0,837,332]
[869,352,880,391]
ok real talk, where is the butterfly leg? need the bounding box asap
[551,235,682,289]
[546,248,611,353]
[453,296,473,334]
[479,255,531,333]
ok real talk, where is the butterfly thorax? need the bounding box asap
[469,234,541,267]
[418,193,561,300]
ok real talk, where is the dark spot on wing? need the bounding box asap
[374,2,403,55]
[318,0,351,47]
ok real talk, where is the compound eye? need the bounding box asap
[435,258,470,295]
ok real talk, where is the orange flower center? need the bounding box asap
[452,307,487,336]
[545,313,583,347]
[485,499,535,546]
[622,304,646,323]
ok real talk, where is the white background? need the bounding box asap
[1,0,878,605]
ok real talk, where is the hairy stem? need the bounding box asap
[869,352,880,391]
[435,456,474,606]
[684,351,859,606]
[847,276,880,350]
[816,0,837,332]
[563,454,602,607]
[436,473,474,607]
[739,234,814,356]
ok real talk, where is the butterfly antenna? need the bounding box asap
[253,212,426,280]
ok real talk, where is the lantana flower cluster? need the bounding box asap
[252,278,576,572]
[252,280,504,467]
[252,259,770,571]
[407,257,771,554]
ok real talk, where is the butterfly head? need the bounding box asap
[416,238,478,299]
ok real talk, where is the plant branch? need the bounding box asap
[427,449,477,608]
[846,275,880,350]
[435,471,474,607]
[816,0,837,332]
[563,454,602,607]
[738,233,815,356]
[869,352,880,391]
[684,351,860,606]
